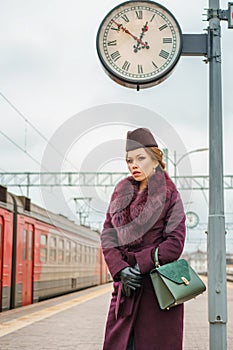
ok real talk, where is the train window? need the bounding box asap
[80,245,83,263]
[95,248,97,263]
[90,247,92,264]
[83,245,86,264]
[66,241,71,263]
[84,246,87,264]
[86,246,89,263]
[58,239,65,263]
[78,244,82,262]
[49,236,57,262]
[90,247,93,264]
[40,234,47,245]
[93,248,96,264]
[91,248,95,264]
[91,248,94,264]
[40,234,47,263]
[83,245,87,263]
[77,244,81,263]
[94,248,98,264]
[23,229,27,260]
[71,242,76,263]
[87,247,90,264]
[91,247,94,263]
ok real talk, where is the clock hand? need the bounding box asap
[141,22,149,34]
[134,22,150,53]
[111,19,148,48]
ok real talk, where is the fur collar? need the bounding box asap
[108,167,175,247]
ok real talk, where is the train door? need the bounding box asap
[22,223,34,306]
[0,216,3,310]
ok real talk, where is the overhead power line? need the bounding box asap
[0,92,82,213]
[0,130,43,169]
[0,91,78,170]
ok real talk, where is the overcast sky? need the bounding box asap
[0,0,232,252]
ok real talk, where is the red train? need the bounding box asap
[0,185,109,312]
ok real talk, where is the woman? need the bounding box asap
[101,128,186,350]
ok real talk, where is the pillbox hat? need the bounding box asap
[126,127,158,151]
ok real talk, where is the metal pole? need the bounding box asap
[174,150,177,184]
[27,173,30,198]
[208,1,227,349]
[163,148,169,173]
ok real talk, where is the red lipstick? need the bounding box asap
[133,171,141,177]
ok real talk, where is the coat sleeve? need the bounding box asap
[134,189,186,274]
[157,189,186,265]
[101,211,130,281]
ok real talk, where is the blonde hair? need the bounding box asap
[144,147,166,170]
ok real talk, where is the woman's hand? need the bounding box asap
[119,266,142,296]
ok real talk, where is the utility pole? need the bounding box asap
[73,197,92,226]
[207,1,228,348]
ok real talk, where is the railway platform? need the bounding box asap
[0,280,232,350]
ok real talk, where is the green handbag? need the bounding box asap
[150,248,206,310]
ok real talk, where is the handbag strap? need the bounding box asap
[154,247,160,268]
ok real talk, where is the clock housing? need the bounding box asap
[186,211,199,229]
[96,1,183,89]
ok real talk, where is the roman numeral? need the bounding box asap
[159,24,168,31]
[138,64,143,74]
[152,61,158,69]
[150,14,156,22]
[111,51,121,62]
[121,14,129,22]
[159,49,169,59]
[122,60,131,71]
[136,10,143,19]
[163,38,172,44]
[107,40,117,46]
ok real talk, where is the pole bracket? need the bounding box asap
[206,26,222,63]
[207,8,219,21]
[207,3,233,28]
[181,34,208,57]
[218,9,230,21]
[207,8,228,21]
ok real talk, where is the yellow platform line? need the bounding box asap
[0,284,112,338]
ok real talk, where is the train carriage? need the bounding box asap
[0,188,14,311]
[0,185,110,312]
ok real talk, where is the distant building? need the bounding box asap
[226,253,233,274]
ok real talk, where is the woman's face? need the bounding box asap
[126,148,158,183]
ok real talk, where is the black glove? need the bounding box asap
[119,266,142,297]
[121,283,132,297]
[133,263,141,273]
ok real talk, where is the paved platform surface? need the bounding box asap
[0,280,232,350]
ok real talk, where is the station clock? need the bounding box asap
[96,1,183,89]
[186,211,199,229]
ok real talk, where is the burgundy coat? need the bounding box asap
[101,168,186,350]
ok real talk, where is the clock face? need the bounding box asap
[96,0,182,89]
[186,211,199,229]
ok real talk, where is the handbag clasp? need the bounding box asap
[181,277,189,286]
